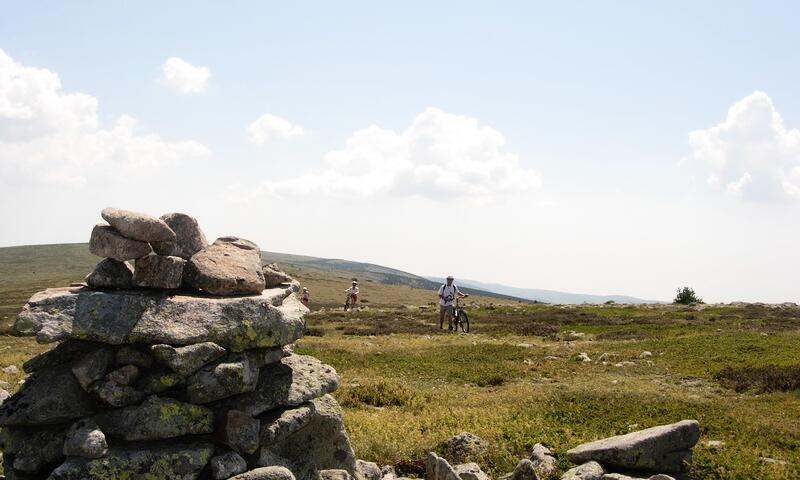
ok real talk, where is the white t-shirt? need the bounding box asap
[346,286,359,296]
[438,284,461,306]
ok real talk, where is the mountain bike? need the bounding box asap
[452,296,470,333]
[344,294,357,311]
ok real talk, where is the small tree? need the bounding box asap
[674,286,703,304]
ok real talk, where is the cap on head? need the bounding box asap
[446,275,454,280]
[303,287,308,291]
[352,280,358,285]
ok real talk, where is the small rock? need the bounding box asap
[356,460,382,480]
[230,466,297,480]
[576,352,591,363]
[263,263,292,288]
[85,259,134,289]
[132,254,185,289]
[615,361,636,367]
[186,353,260,403]
[639,351,653,359]
[63,419,108,458]
[531,443,557,478]
[89,223,152,261]
[501,459,537,480]
[101,207,176,242]
[211,451,248,479]
[446,432,486,462]
[0,388,10,404]
[453,463,490,480]
[759,456,789,466]
[71,348,114,390]
[152,212,208,259]
[2,365,20,375]
[219,409,261,455]
[705,440,725,450]
[426,452,459,480]
[320,470,353,480]
[150,342,227,376]
[561,461,604,480]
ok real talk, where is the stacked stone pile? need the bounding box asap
[1,208,356,480]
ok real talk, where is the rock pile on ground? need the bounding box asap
[2,208,359,480]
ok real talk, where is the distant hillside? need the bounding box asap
[426,277,663,304]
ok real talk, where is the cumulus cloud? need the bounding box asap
[688,91,800,202]
[0,49,210,187]
[259,107,541,200]
[247,113,305,144]
[160,57,210,95]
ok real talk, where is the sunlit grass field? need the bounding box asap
[0,244,798,479]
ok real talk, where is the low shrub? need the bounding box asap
[714,364,800,393]
[339,381,422,408]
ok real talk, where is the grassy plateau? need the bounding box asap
[0,244,798,479]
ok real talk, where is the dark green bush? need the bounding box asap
[714,364,800,393]
[674,287,703,305]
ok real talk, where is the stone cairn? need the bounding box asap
[1,208,361,480]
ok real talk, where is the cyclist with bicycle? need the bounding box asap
[344,280,359,311]
[438,275,468,331]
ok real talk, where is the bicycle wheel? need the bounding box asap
[459,311,469,333]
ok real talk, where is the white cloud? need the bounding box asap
[247,113,305,144]
[688,91,800,203]
[259,107,541,200]
[160,57,210,95]
[0,49,210,187]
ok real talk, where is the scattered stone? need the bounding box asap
[101,207,176,243]
[576,352,591,363]
[446,432,486,462]
[2,365,19,375]
[426,452,459,480]
[0,388,10,404]
[453,463,490,480]
[89,224,152,261]
[63,419,107,458]
[639,351,653,359]
[151,212,208,259]
[114,345,154,369]
[566,420,700,474]
[759,456,789,466]
[530,443,557,478]
[561,461,604,480]
[500,459,537,480]
[263,263,293,288]
[231,466,297,480]
[615,362,636,368]
[219,409,261,455]
[150,341,226,376]
[321,470,354,480]
[705,440,725,450]
[184,236,266,295]
[49,440,214,479]
[132,254,185,289]
[356,460,382,480]
[211,451,248,479]
[85,259,133,289]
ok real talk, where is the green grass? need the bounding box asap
[1,244,799,479]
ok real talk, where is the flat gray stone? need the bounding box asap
[152,212,208,259]
[566,420,700,474]
[259,403,315,445]
[187,351,260,403]
[211,451,248,479]
[150,341,226,376]
[215,354,339,417]
[230,466,296,480]
[85,259,133,289]
[453,463,490,480]
[63,419,107,458]
[49,440,214,479]
[89,224,152,261]
[101,207,176,242]
[184,236,266,295]
[93,395,213,441]
[561,461,604,480]
[14,286,304,351]
[132,254,185,289]
[0,363,96,426]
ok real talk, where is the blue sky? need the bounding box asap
[1,2,799,302]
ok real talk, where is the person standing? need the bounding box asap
[438,275,468,330]
[344,280,359,311]
[301,287,310,306]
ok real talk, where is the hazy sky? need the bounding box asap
[1,1,799,303]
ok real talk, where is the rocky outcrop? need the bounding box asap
[566,420,700,474]
[2,209,348,480]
